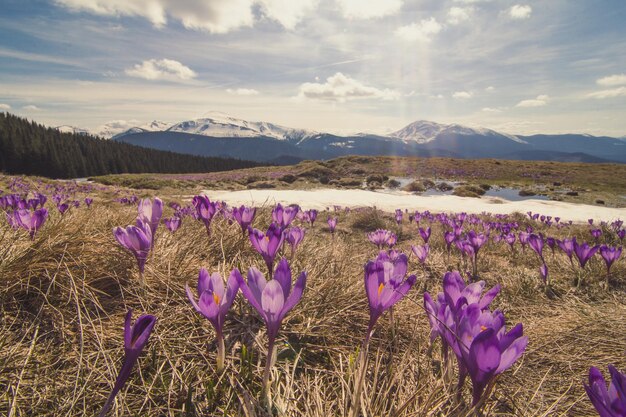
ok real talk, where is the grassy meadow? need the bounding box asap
[1,170,625,416]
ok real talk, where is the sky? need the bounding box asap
[1,0,625,137]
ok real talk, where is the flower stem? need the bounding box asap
[262,337,276,398]
[216,333,225,373]
[349,329,372,417]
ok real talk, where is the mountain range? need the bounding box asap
[71,113,626,164]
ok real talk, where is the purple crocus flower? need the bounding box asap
[285,226,306,255]
[248,223,285,276]
[444,231,456,253]
[618,229,625,241]
[186,268,240,371]
[395,209,403,225]
[518,231,530,251]
[113,222,152,274]
[305,209,318,227]
[232,205,256,234]
[461,320,528,405]
[327,216,337,234]
[364,258,417,339]
[503,233,516,250]
[584,365,626,417]
[57,202,69,215]
[599,245,622,275]
[272,203,299,229]
[367,229,397,249]
[98,310,156,417]
[591,229,603,240]
[137,197,163,244]
[588,218,594,225]
[193,195,217,236]
[163,216,181,233]
[84,197,93,208]
[15,208,48,239]
[528,234,545,261]
[237,258,306,392]
[574,240,599,268]
[411,244,429,264]
[419,226,431,244]
[557,237,576,260]
[442,271,501,314]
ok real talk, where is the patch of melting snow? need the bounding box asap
[205,188,625,223]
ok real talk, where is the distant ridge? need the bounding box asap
[109,112,626,164]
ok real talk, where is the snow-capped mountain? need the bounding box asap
[165,111,317,142]
[109,113,626,164]
[106,120,170,139]
[56,125,90,135]
[389,120,526,144]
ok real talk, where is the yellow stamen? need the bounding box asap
[377,283,385,296]
[480,325,488,332]
[213,293,221,305]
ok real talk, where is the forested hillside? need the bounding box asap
[0,113,262,178]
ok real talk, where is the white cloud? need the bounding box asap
[454,0,492,3]
[258,0,318,30]
[509,4,532,20]
[395,17,442,42]
[296,72,399,102]
[430,94,444,99]
[516,94,549,107]
[54,0,256,33]
[597,74,626,87]
[226,88,260,96]
[337,0,403,19]
[482,107,502,113]
[452,91,473,99]
[125,58,197,82]
[587,87,626,99]
[485,86,495,92]
[22,105,41,111]
[447,7,472,25]
[0,103,11,110]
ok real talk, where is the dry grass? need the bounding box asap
[1,194,625,416]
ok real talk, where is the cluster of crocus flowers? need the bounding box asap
[99,310,156,417]
[193,195,217,236]
[272,203,299,229]
[186,268,240,371]
[113,198,162,275]
[424,272,527,407]
[302,209,318,227]
[10,208,49,239]
[584,365,626,417]
[163,216,182,233]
